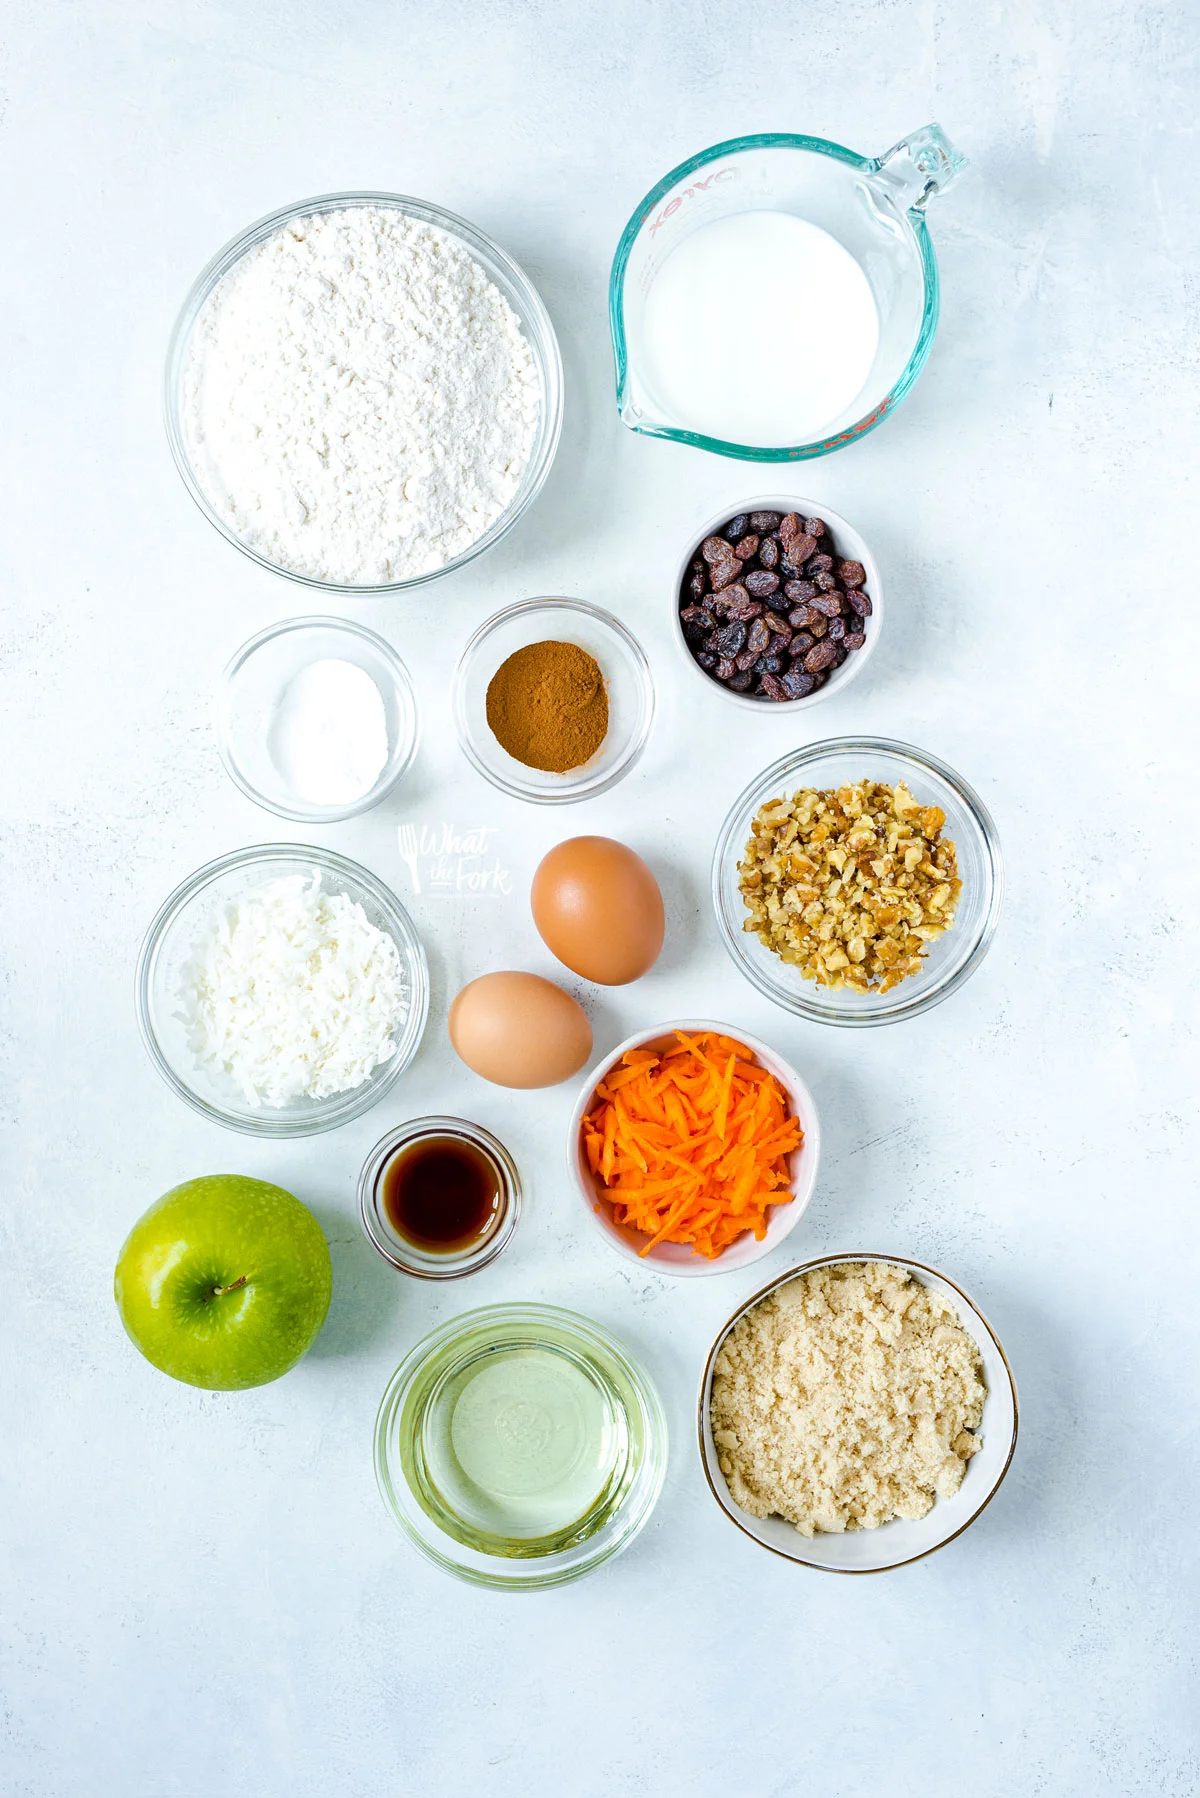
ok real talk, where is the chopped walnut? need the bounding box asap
[737,781,962,993]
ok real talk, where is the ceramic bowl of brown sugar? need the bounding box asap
[452,597,655,803]
[697,1252,1019,1573]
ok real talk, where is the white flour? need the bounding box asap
[181,206,542,584]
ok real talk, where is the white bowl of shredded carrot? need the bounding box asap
[568,1022,820,1275]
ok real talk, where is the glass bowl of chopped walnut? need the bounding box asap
[711,738,1003,1026]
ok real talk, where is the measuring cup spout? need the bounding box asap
[870,124,968,213]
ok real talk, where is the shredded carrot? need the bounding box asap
[581,1030,803,1259]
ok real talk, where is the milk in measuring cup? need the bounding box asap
[639,211,879,448]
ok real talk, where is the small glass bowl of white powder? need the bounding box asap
[136,845,430,1137]
[217,616,419,822]
[165,192,563,591]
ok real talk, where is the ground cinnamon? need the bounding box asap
[485,640,609,773]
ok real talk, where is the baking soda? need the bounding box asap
[268,658,389,806]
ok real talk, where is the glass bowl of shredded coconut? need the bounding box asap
[165,192,563,592]
[136,845,430,1136]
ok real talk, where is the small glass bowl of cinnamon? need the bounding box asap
[451,597,655,803]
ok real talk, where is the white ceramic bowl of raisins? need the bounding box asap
[674,497,883,711]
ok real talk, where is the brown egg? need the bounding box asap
[448,971,593,1089]
[531,837,665,986]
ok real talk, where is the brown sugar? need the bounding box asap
[485,639,609,774]
[711,1262,986,1536]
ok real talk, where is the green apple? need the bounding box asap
[114,1176,332,1390]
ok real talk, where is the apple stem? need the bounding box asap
[211,1274,252,1298]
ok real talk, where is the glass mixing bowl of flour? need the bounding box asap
[165,192,563,593]
[610,125,966,461]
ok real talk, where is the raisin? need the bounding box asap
[780,514,818,566]
[804,641,838,673]
[691,557,706,577]
[746,617,771,655]
[780,668,816,699]
[813,571,838,593]
[758,537,779,569]
[758,673,789,702]
[808,615,829,640]
[724,591,763,622]
[749,511,781,531]
[756,653,784,676]
[735,645,760,672]
[734,534,760,560]
[695,651,717,671]
[680,605,715,640]
[843,630,867,651]
[728,669,754,692]
[745,569,780,598]
[764,589,792,614]
[723,514,750,541]
[837,559,866,588]
[715,619,748,656]
[710,557,743,591]
[762,614,792,643]
[789,629,815,653]
[848,589,873,618]
[828,616,846,641]
[811,592,843,618]
[806,552,834,575]
[687,571,706,602]
[784,579,817,603]
[787,609,813,631]
[715,656,736,681]
[702,535,742,589]
[804,516,826,538]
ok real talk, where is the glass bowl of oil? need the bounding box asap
[374,1304,668,1588]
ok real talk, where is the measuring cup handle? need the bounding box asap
[870,123,968,212]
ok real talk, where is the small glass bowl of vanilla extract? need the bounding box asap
[358,1118,521,1279]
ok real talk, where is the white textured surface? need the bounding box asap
[1,3,1197,1794]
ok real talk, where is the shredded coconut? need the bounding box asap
[711,1261,986,1536]
[181,206,541,584]
[183,870,408,1106]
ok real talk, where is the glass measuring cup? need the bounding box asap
[609,124,966,462]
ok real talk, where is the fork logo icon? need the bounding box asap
[397,823,512,896]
